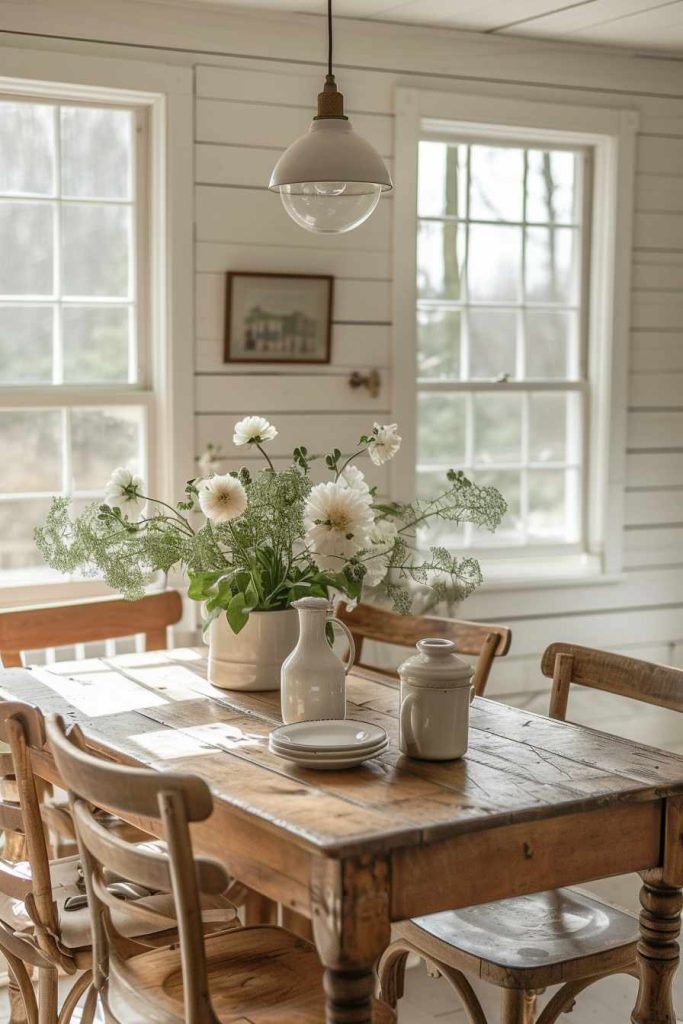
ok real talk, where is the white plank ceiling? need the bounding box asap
[150,0,683,54]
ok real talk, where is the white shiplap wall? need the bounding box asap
[0,1,682,697]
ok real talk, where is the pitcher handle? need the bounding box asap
[328,616,356,674]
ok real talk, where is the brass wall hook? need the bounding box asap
[348,368,381,399]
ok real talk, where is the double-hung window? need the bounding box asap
[0,94,150,587]
[393,89,637,579]
[416,136,588,553]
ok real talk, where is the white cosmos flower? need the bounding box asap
[198,473,248,524]
[367,423,401,466]
[362,518,398,587]
[104,467,145,518]
[339,464,372,504]
[304,481,374,571]
[233,416,278,447]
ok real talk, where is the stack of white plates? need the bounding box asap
[269,720,388,770]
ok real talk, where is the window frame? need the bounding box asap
[393,87,638,581]
[0,47,193,606]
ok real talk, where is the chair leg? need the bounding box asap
[5,951,38,1024]
[376,941,411,1008]
[57,972,94,1024]
[38,967,59,1024]
[501,988,537,1024]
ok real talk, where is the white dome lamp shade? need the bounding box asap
[269,0,392,234]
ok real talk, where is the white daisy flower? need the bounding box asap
[198,473,248,524]
[304,480,374,571]
[339,464,372,504]
[362,518,398,587]
[233,416,278,447]
[104,467,145,517]
[367,423,402,466]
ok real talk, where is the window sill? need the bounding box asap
[476,554,624,593]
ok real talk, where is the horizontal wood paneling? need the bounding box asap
[631,333,683,373]
[624,525,683,569]
[628,411,683,448]
[196,98,393,157]
[625,489,683,527]
[629,373,683,408]
[195,373,391,414]
[627,451,683,488]
[195,185,392,250]
[195,241,392,280]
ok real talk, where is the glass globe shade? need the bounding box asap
[279,181,382,234]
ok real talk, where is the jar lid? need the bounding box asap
[398,638,473,689]
[292,597,331,610]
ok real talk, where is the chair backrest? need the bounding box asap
[541,642,683,721]
[0,701,73,970]
[0,590,183,668]
[336,601,511,696]
[46,713,227,1024]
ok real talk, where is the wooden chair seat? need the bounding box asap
[106,925,395,1024]
[400,888,637,985]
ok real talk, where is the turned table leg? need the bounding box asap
[631,869,682,1024]
[311,855,391,1024]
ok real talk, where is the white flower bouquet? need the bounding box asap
[36,416,506,634]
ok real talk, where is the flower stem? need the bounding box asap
[255,443,275,472]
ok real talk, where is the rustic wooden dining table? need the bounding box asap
[1,647,682,1024]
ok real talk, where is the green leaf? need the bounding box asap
[226,592,249,634]
[187,571,223,600]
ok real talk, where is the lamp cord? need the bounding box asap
[327,0,333,77]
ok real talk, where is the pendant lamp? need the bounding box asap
[269,0,393,234]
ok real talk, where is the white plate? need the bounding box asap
[269,736,388,762]
[269,745,386,770]
[270,719,386,753]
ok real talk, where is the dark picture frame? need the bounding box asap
[224,272,334,365]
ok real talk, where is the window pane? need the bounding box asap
[417,307,460,378]
[0,498,54,570]
[417,222,465,300]
[469,145,524,223]
[471,469,522,543]
[62,203,131,297]
[0,306,53,383]
[468,310,517,380]
[529,393,567,463]
[71,407,143,492]
[527,150,577,225]
[63,306,130,383]
[468,224,521,302]
[0,201,54,295]
[473,393,522,465]
[0,101,55,196]
[418,141,467,218]
[528,469,566,540]
[525,227,577,304]
[524,310,577,379]
[61,106,133,200]
[0,409,62,492]
[417,392,466,466]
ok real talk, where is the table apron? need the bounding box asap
[391,800,664,920]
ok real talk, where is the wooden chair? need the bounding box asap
[45,712,396,1024]
[0,590,183,668]
[0,699,238,1024]
[378,642,683,1024]
[336,601,511,696]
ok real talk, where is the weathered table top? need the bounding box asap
[2,647,682,861]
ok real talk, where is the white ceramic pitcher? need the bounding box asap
[281,598,356,724]
[398,638,474,761]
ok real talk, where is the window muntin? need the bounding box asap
[0,95,149,581]
[416,137,588,551]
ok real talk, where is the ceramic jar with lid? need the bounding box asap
[398,637,474,760]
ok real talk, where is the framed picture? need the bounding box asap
[224,272,334,364]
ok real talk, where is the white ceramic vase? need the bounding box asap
[208,609,299,691]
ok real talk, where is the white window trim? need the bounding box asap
[392,86,638,584]
[0,46,193,607]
